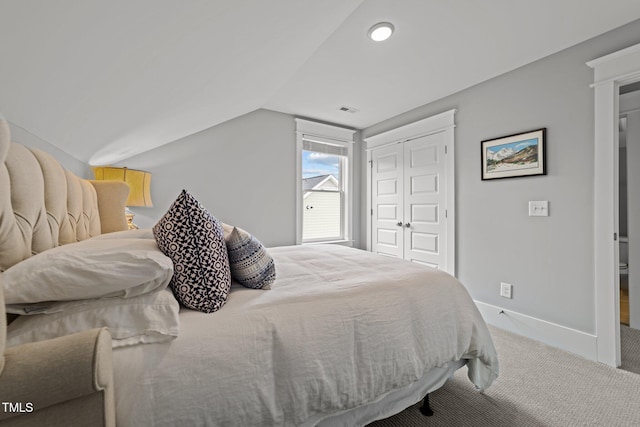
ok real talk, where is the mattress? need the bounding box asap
[112,244,498,426]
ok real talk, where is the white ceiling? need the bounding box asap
[2,0,640,165]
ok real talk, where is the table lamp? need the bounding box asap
[92,166,153,229]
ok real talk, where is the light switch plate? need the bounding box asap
[529,200,549,217]
[500,282,513,299]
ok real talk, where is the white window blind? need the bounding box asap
[302,136,349,156]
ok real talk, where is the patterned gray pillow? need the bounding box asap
[225,226,275,289]
[153,190,231,313]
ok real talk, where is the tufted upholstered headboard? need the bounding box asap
[0,116,130,272]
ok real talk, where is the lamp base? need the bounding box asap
[125,208,138,230]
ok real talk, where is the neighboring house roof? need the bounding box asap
[303,174,338,192]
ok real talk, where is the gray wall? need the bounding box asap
[120,109,296,246]
[8,121,88,176]
[361,19,640,335]
[120,109,363,248]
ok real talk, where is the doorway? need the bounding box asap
[589,42,640,367]
[619,84,640,327]
[619,84,640,374]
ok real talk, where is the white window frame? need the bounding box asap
[295,118,355,245]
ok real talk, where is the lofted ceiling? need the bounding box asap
[2,0,640,165]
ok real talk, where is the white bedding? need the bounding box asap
[112,244,498,426]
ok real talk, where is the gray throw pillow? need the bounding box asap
[225,226,275,290]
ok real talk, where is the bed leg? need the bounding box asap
[419,393,434,416]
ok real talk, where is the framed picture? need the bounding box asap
[481,128,546,180]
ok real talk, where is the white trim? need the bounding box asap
[475,301,598,362]
[302,239,354,247]
[364,127,450,152]
[446,126,455,276]
[586,42,640,75]
[296,134,303,245]
[366,151,372,252]
[587,42,640,367]
[364,109,456,276]
[364,109,456,150]
[589,70,640,89]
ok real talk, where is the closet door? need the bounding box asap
[403,133,447,269]
[371,143,404,258]
[366,110,455,274]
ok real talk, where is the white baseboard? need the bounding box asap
[474,301,598,362]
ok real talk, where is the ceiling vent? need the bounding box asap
[338,105,359,114]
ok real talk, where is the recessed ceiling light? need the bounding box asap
[368,22,394,42]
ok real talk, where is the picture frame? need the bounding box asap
[481,128,546,180]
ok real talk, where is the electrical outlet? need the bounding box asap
[500,282,513,299]
[528,201,549,217]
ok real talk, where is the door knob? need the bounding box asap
[404,222,411,228]
[396,221,403,227]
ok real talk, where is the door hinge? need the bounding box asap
[371,208,373,216]
[614,232,618,241]
[445,145,448,154]
[369,160,373,168]
[445,209,448,218]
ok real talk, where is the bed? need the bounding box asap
[0,118,498,426]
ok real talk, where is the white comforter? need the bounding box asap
[113,244,498,426]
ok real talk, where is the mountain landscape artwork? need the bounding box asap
[486,138,538,172]
[481,128,546,180]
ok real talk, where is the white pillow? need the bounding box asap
[6,287,180,348]
[3,238,174,311]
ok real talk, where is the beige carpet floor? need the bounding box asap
[621,324,640,375]
[369,326,640,427]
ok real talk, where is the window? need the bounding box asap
[295,119,355,244]
[302,142,345,241]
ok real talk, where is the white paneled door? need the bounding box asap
[403,133,447,268]
[371,143,404,259]
[371,131,448,269]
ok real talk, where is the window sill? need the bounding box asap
[302,239,354,247]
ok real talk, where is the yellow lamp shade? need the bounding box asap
[92,166,153,207]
